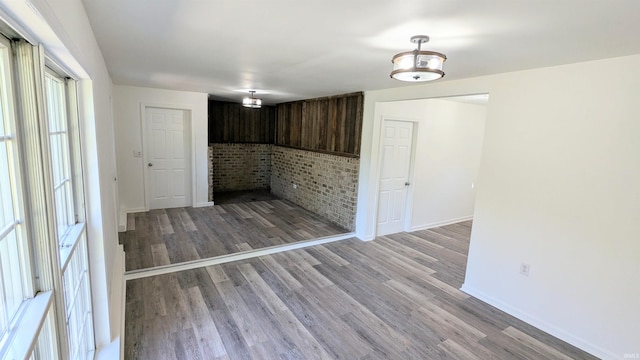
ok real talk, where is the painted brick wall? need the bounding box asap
[271,146,359,231]
[209,143,272,194]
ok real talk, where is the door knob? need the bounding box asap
[148,163,153,167]
[404,182,411,186]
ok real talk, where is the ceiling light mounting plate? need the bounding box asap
[410,35,429,44]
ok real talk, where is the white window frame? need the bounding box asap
[44,69,77,246]
[0,34,95,359]
[43,64,94,360]
[0,36,39,360]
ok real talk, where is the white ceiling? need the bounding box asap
[81,0,640,105]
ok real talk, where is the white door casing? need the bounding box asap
[376,120,414,236]
[145,107,191,210]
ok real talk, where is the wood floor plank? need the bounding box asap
[157,210,175,235]
[124,281,144,359]
[236,263,335,360]
[303,244,350,267]
[162,273,194,334]
[287,293,372,359]
[416,228,470,255]
[208,309,252,360]
[214,279,268,347]
[339,311,408,359]
[285,266,414,356]
[322,240,392,283]
[363,240,438,278]
[502,326,575,360]
[416,301,487,343]
[185,286,227,358]
[174,328,204,360]
[383,278,437,306]
[126,213,136,230]
[150,243,171,267]
[125,220,598,360]
[142,276,167,320]
[232,280,306,358]
[376,234,440,262]
[438,338,486,360]
[177,208,197,232]
[144,316,178,360]
[256,256,304,290]
[311,263,447,353]
[120,198,349,271]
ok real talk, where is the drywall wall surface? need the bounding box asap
[462,56,640,359]
[357,54,640,358]
[113,85,209,211]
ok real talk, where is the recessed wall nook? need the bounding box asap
[208,92,363,231]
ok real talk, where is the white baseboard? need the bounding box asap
[109,245,125,339]
[355,227,376,241]
[195,201,214,208]
[95,245,125,360]
[409,215,473,232]
[356,216,473,241]
[119,245,126,360]
[356,234,376,242]
[94,338,120,360]
[119,207,148,232]
[118,211,127,232]
[460,284,616,360]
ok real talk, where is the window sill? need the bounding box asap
[0,291,53,359]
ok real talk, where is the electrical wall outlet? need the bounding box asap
[520,263,531,276]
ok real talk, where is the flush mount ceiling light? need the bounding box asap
[242,90,262,108]
[390,35,446,82]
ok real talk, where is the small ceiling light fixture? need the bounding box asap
[390,35,446,82]
[242,90,262,108]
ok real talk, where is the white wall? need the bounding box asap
[377,98,486,231]
[0,0,122,353]
[113,85,210,214]
[356,54,640,358]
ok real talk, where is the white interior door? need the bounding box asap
[377,120,414,236]
[145,107,191,210]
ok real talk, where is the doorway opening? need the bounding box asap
[374,94,489,236]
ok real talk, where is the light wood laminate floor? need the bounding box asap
[119,199,348,271]
[124,221,596,359]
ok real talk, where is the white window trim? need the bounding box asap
[0,34,36,354]
[0,8,99,358]
[0,291,53,360]
[59,222,85,271]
